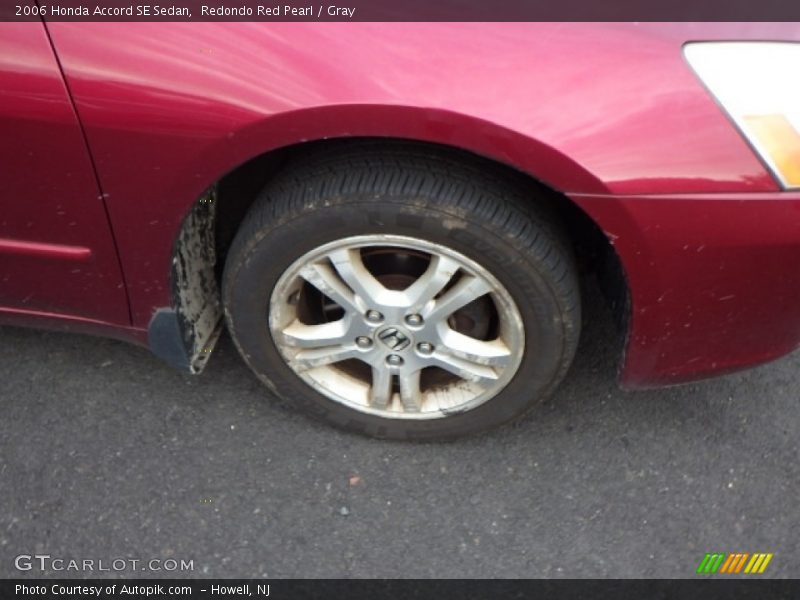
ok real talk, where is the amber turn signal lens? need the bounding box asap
[742,114,800,188]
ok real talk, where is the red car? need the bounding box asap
[3,22,800,439]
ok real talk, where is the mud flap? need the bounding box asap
[148,187,223,373]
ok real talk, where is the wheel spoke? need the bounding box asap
[288,344,359,372]
[370,366,393,409]
[398,369,423,412]
[404,255,460,313]
[425,274,493,323]
[280,318,350,348]
[299,262,361,314]
[328,248,390,307]
[428,352,500,387]
[437,328,513,367]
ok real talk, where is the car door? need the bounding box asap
[0,23,129,325]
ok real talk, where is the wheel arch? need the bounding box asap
[159,125,629,376]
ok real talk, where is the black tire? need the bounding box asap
[222,142,581,440]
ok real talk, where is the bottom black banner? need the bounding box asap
[1,579,797,600]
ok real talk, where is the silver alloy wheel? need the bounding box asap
[269,234,525,420]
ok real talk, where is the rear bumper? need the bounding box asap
[571,191,800,388]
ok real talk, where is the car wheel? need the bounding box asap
[222,143,580,440]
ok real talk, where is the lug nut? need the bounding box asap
[405,314,423,327]
[417,342,434,355]
[355,336,373,349]
[365,310,384,324]
[386,354,404,366]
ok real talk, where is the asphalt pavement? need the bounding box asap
[1,285,798,578]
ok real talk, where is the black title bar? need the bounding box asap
[4,0,800,21]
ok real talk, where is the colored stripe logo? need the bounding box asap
[696,553,773,574]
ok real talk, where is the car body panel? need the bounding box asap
[572,190,800,386]
[3,21,800,387]
[45,22,785,330]
[0,23,129,325]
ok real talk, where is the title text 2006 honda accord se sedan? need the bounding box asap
[3,22,800,439]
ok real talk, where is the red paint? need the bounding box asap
[0,23,128,323]
[0,238,93,262]
[2,21,800,385]
[0,305,148,347]
[572,191,800,386]
[44,21,791,331]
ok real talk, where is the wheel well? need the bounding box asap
[208,137,629,344]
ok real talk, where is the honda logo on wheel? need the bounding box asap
[377,328,411,351]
